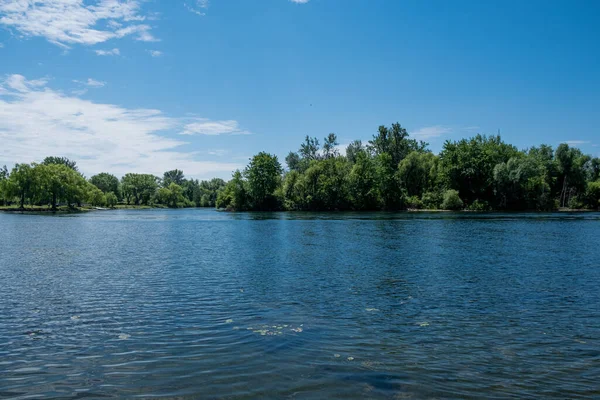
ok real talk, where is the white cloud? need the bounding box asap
[147,49,162,57]
[185,0,209,16]
[411,125,453,140]
[74,78,106,88]
[563,140,590,146]
[86,78,105,88]
[0,0,157,47]
[182,120,251,136]
[95,48,120,56]
[0,74,245,179]
[0,42,4,48]
[290,0,310,3]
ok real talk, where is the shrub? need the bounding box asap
[441,189,463,210]
[406,195,423,209]
[421,191,442,209]
[466,199,490,211]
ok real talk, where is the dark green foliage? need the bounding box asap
[2,128,597,213]
[441,189,463,210]
[323,133,339,159]
[345,140,365,165]
[285,152,302,171]
[244,152,283,210]
[105,192,118,208]
[42,156,79,172]
[216,170,248,210]
[439,135,519,206]
[162,169,185,187]
[121,173,159,205]
[90,173,120,197]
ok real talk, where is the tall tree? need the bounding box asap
[439,135,519,206]
[285,152,302,171]
[162,169,185,187]
[322,133,339,159]
[346,140,365,165]
[6,163,37,208]
[244,152,283,210]
[121,174,159,205]
[89,173,120,196]
[299,136,320,161]
[42,157,79,172]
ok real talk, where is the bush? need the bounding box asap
[105,192,118,208]
[466,199,490,211]
[586,181,600,209]
[421,191,442,209]
[441,189,463,210]
[406,195,423,209]
[568,195,584,210]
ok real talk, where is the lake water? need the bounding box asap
[1,210,599,399]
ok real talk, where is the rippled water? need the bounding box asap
[1,210,599,399]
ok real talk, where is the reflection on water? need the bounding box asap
[1,209,599,399]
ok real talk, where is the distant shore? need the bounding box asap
[2,205,597,214]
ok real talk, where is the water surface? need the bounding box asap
[1,210,599,399]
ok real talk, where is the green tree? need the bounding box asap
[493,156,552,210]
[398,151,438,198]
[216,170,248,210]
[0,165,9,205]
[121,173,159,205]
[369,123,427,166]
[156,183,185,208]
[323,133,339,159]
[42,156,79,172]
[348,151,378,210]
[441,189,463,210]
[439,135,519,206]
[374,153,403,210]
[105,192,118,208]
[346,140,366,165]
[89,173,120,196]
[162,169,185,187]
[37,164,88,209]
[299,136,321,161]
[6,163,37,208]
[285,152,302,171]
[87,185,106,207]
[244,152,283,210]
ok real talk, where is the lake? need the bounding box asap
[1,210,599,399]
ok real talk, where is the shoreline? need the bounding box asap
[2,206,597,214]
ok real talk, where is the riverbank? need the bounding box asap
[0,204,209,213]
[2,205,597,214]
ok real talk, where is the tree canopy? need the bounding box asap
[2,125,599,212]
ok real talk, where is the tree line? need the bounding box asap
[1,123,599,211]
[216,123,600,211]
[0,157,225,210]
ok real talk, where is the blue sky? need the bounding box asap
[1,0,598,179]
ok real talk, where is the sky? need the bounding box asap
[0,0,599,180]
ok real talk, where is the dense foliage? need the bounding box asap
[0,158,225,209]
[1,123,599,211]
[216,124,600,212]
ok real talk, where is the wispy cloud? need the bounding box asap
[185,0,209,16]
[74,78,106,88]
[411,125,453,140]
[0,42,4,48]
[95,48,120,56]
[563,140,591,146]
[147,50,162,57]
[290,0,310,3]
[0,0,157,47]
[0,74,245,179]
[181,120,252,136]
